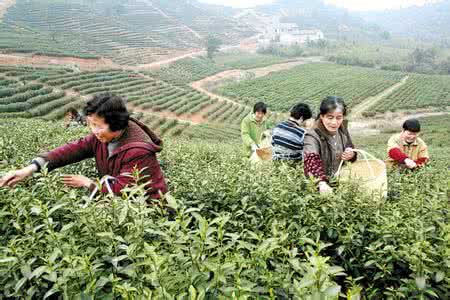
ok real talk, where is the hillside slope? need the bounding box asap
[360,0,450,44]
[0,0,255,65]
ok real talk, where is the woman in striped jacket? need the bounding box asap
[271,103,313,162]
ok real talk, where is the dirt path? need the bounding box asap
[189,57,324,107]
[191,79,245,107]
[145,0,203,39]
[250,56,324,77]
[133,49,205,69]
[349,111,450,136]
[127,103,205,125]
[219,33,261,52]
[349,76,409,119]
[0,0,15,21]
[398,111,450,119]
[0,53,117,71]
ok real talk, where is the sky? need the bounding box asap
[199,0,442,11]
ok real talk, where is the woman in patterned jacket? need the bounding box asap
[303,96,357,194]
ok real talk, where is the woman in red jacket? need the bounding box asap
[0,94,168,199]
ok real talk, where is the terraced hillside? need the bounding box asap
[0,18,98,59]
[0,0,255,65]
[0,65,250,140]
[0,65,80,119]
[151,0,256,44]
[216,63,407,112]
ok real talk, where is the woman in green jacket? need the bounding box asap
[241,102,270,158]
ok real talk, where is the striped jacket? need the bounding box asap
[271,119,306,161]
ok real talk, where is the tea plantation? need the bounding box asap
[0,117,448,299]
[216,63,450,113]
[0,0,255,65]
[216,63,406,111]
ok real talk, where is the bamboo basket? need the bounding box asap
[335,149,387,198]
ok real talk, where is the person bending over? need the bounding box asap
[271,102,312,162]
[241,101,270,158]
[0,94,168,199]
[303,96,357,194]
[386,118,429,170]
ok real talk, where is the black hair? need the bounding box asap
[290,103,312,120]
[83,94,129,132]
[402,118,421,132]
[65,107,79,116]
[318,96,347,119]
[253,102,267,114]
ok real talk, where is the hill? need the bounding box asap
[0,0,256,65]
[359,0,450,45]
[241,0,386,41]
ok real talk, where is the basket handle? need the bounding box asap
[87,175,116,202]
[336,149,383,179]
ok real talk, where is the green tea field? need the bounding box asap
[0,116,448,298]
[0,0,449,298]
[216,63,450,113]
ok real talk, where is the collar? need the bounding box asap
[109,127,127,144]
[251,113,265,124]
[402,137,418,146]
[314,119,349,140]
[288,118,300,127]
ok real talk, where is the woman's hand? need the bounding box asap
[318,181,333,194]
[404,158,417,169]
[0,165,36,188]
[341,148,355,161]
[62,175,94,189]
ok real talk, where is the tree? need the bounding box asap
[381,31,391,40]
[206,36,222,59]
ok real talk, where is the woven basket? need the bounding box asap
[335,149,387,198]
[256,147,272,161]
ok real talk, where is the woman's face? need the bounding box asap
[401,130,418,144]
[255,110,266,122]
[86,113,117,143]
[320,111,344,134]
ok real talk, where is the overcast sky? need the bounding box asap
[199,0,441,11]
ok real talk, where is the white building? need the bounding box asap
[259,22,324,47]
[280,29,324,45]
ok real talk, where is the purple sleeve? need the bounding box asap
[304,152,329,182]
[38,134,96,171]
[97,149,167,198]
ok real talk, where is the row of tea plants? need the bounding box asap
[0,119,448,299]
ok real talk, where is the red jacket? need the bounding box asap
[39,118,168,199]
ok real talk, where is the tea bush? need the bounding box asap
[0,119,448,299]
[216,64,405,112]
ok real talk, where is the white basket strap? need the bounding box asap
[89,175,116,201]
[336,149,383,178]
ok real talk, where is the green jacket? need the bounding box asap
[241,113,270,157]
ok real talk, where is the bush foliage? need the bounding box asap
[0,119,448,298]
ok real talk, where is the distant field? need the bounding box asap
[147,54,293,86]
[374,73,450,112]
[324,43,411,69]
[216,63,405,111]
